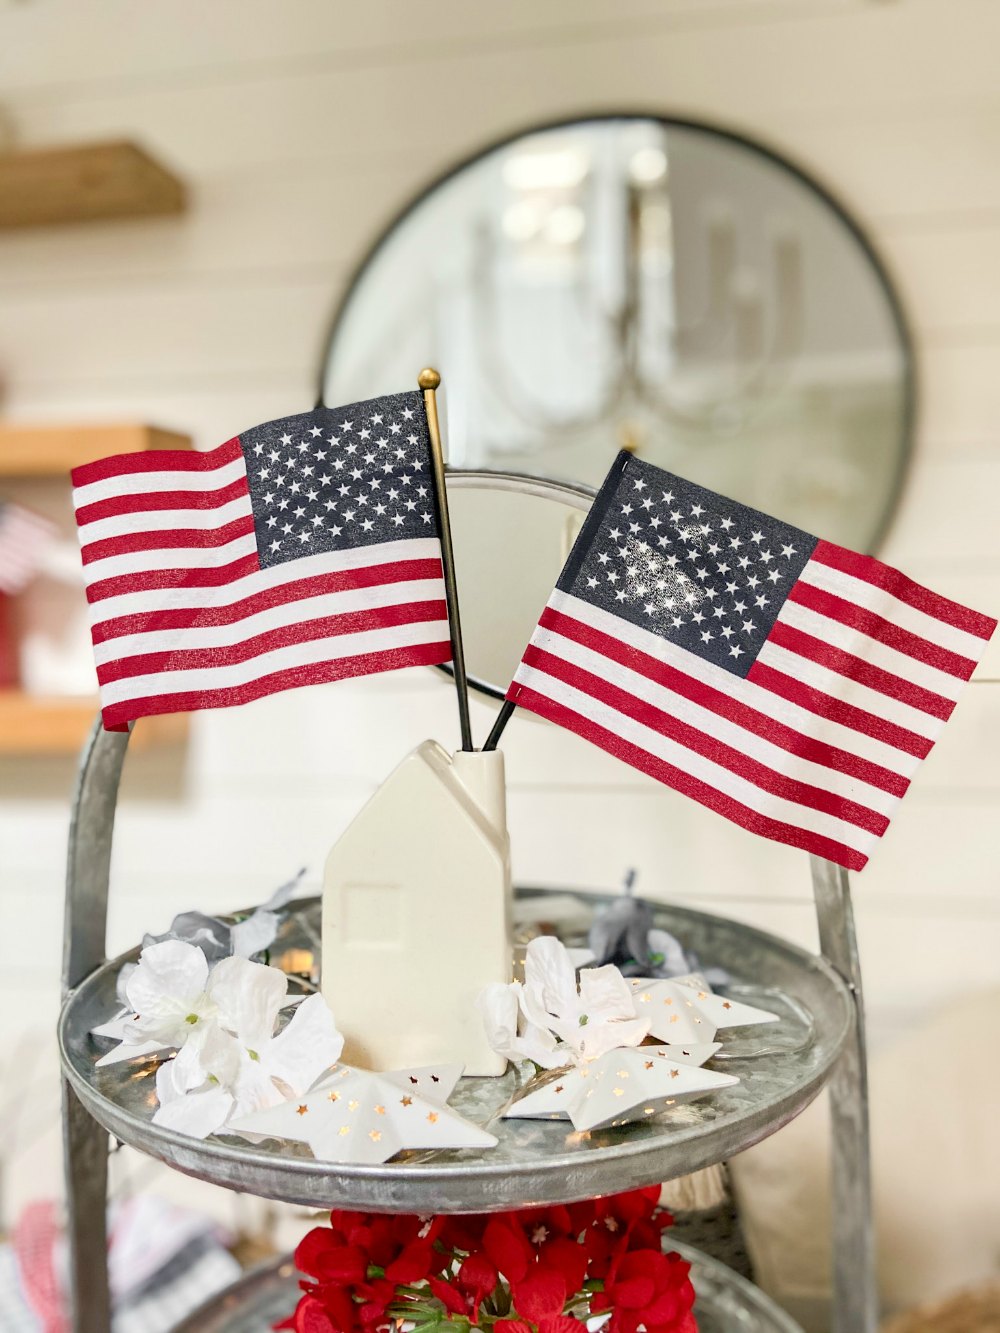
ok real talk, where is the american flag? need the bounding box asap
[72,392,452,730]
[508,451,996,871]
[0,501,53,595]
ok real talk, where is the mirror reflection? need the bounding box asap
[323,115,912,555]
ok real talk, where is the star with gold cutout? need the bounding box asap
[228,1063,497,1164]
[628,977,779,1044]
[503,1043,737,1133]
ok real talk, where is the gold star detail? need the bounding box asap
[669,1014,679,1024]
[338,1125,350,1136]
[670,1069,679,1079]
[296,1104,308,1116]
[348,1100,359,1111]
[644,1060,654,1070]
[613,1088,624,1097]
[427,1111,439,1123]
[401,1096,412,1107]
[369,1129,382,1142]
[374,1105,386,1116]
[327,1091,340,1102]
[722,1001,732,1010]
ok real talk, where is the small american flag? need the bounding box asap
[72,392,452,730]
[0,501,53,595]
[508,451,996,871]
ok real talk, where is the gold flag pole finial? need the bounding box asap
[419,366,474,752]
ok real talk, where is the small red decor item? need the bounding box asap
[277,1188,697,1333]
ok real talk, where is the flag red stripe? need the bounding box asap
[538,605,909,797]
[523,644,889,836]
[748,659,933,759]
[766,621,955,720]
[75,478,249,526]
[97,600,449,683]
[89,557,444,642]
[71,438,242,488]
[510,683,868,872]
[100,640,452,729]
[813,540,998,640]
[789,579,978,680]
[85,554,262,602]
[80,515,256,564]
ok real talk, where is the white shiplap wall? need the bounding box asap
[0,0,998,1319]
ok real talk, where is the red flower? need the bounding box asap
[593,1249,695,1333]
[271,1295,335,1333]
[512,1268,566,1323]
[484,1216,534,1283]
[427,1275,468,1316]
[458,1252,500,1319]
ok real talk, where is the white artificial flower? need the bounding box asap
[477,982,566,1071]
[153,992,344,1140]
[480,937,650,1071]
[124,940,218,1048]
[520,936,650,1061]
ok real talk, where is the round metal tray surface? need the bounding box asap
[59,890,851,1213]
[176,1242,804,1333]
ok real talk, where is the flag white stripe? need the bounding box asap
[72,457,247,508]
[87,538,443,625]
[775,598,966,702]
[551,591,919,775]
[79,494,254,544]
[513,659,877,858]
[532,623,898,818]
[800,559,986,661]
[84,532,259,582]
[98,616,451,706]
[92,577,446,664]
[755,639,944,741]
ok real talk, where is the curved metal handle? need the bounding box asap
[62,717,132,995]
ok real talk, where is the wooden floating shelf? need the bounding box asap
[0,140,186,230]
[0,693,188,756]
[0,422,191,477]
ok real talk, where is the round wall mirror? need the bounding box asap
[321,114,914,697]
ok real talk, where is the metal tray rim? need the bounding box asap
[59,895,852,1208]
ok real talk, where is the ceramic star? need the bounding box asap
[503,1044,738,1132]
[228,1063,497,1164]
[628,977,778,1044]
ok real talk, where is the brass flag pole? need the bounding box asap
[419,367,474,752]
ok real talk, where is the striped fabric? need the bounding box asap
[71,395,452,729]
[508,452,995,871]
[0,501,53,595]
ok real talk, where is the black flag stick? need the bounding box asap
[419,367,474,752]
[482,699,515,751]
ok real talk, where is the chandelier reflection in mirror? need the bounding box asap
[322,116,913,553]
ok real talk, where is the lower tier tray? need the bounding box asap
[59,889,851,1213]
[176,1241,804,1333]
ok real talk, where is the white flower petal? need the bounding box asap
[229,909,281,959]
[260,993,343,1096]
[477,982,521,1059]
[127,940,209,1013]
[578,964,639,1019]
[207,956,287,1050]
[523,936,578,1018]
[152,1086,234,1139]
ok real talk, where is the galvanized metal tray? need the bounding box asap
[175,1240,804,1333]
[58,889,851,1213]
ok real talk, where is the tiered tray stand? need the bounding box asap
[59,720,877,1333]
